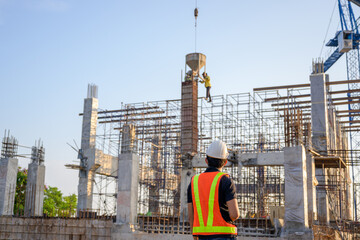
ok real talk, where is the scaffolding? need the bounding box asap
[92,92,286,232]
[85,76,360,237]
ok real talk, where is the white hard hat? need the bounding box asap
[206,140,229,160]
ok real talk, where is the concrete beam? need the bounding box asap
[239,152,284,166]
[191,152,285,168]
[191,154,234,168]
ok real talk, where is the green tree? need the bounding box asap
[43,186,77,217]
[62,194,77,217]
[43,186,63,216]
[14,168,27,215]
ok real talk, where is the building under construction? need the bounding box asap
[1,51,360,239]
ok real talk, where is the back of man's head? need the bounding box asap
[206,155,227,168]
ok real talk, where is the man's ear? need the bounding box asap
[205,157,208,165]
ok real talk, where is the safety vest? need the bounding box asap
[191,172,237,236]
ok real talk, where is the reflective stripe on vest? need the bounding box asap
[192,172,237,235]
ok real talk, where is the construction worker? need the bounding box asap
[187,140,239,240]
[199,72,211,102]
[185,70,194,82]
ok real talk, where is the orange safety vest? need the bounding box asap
[191,172,237,236]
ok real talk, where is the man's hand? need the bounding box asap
[227,198,240,221]
[193,236,199,240]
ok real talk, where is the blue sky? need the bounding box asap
[0,0,355,194]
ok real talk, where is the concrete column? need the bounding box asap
[310,73,330,154]
[116,123,139,231]
[180,77,198,220]
[179,152,196,220]
[306,153,317,226]
[0,158,18,216]
[345,167,354,220]
[181,80,198,154]
[310,73,330,225]
[116,153,139,230]
[77,85,98,214]
[282,145,312,239]
[180,166,195,221]
[121,124,136,154]
[149,135,161,215]
[24,162,45,216]
[315,168,330,224]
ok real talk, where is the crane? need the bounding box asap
[322,0,360,222]
[323,0,360,72]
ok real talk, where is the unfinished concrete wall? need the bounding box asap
[25,162,45,217]
[0,158,18,216]
[0,216,112,240]
[0,216,289,240]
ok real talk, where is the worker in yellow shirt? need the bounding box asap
[199,72,211,102]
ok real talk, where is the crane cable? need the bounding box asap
[319,0,338,58]
[194,0,198,52]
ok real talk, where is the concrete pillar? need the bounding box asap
[310,73,330,153]
[25,163,45,217]
[282,145,312,239]
[306,153,317,226]
[0,158,18,216]
[345,167,354,220]
[180,165,195,221]
[116,123,139,231]
[121,124,136,154]
[310,73,330,225]
[149,135,161,214]
[181,80,198,154]
[315,168,330,224]
[117,153,139,230]
[180,77,198,219]
[25,145,45,217]
[77,84,98,214]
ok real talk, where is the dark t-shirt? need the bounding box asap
[187,167,237,239]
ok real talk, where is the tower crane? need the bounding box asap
[322,0,360,221]
[323,0,360,72]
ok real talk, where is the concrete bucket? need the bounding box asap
[186,53,206,73]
